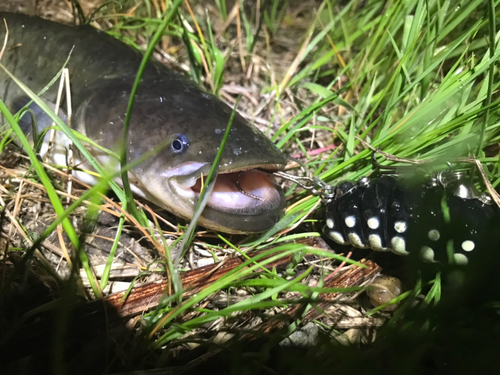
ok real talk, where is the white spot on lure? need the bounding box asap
[420,246,436,263]
[369,234,386,252]
[461,240,475,252]
[329,231,345,245]
[348,232,368,249]
[390,236,409,255]
[428,229,440,241]
[367,217,379,230]
[345,215,356,228]
[326,218,334,229]
[453,253,468,266]
[394,221,407,233]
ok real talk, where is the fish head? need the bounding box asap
[80,78,288,233]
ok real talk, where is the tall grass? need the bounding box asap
[1,0,499,372]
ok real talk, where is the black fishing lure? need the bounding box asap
[323,170,500,264]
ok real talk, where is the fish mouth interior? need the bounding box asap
[174,166,285,215]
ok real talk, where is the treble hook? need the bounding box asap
[372,151,398,173]
[273,156,335,200]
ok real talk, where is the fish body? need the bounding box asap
[0,12,288,233]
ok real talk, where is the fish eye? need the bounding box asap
[171,134,190,154]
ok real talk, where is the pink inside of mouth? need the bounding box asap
[191,169,283,214]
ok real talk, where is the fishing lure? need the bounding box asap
[322,170,500,264]
[276,159,500,265]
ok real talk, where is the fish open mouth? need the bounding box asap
[161,161,286,232]
[189,169,284,215]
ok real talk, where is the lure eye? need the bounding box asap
[171,134,190,154]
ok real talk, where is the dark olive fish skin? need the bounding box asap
[0,13,288,233]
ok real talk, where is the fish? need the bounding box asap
[0,12,288,234]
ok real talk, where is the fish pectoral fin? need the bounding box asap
[11,96,73,165]
[12,96,69,139]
